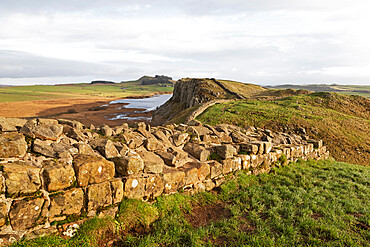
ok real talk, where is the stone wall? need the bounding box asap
[0,117,329,245]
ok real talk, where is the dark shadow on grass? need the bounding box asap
[186,202,232,228]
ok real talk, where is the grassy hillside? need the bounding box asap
[197,92,370,166]
[0,82,173,103]
[268,84,370,98]
[217,79,268,98]
[13,160,369,246]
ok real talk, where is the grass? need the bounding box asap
[340,91,370,98]
[12,159,370,246]
[0,82,173,103]
[196,92,370,166]
[217,79,267,98]
[268,84,370,98]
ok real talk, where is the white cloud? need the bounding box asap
[0,0,369,85]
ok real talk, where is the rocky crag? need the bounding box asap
[151,78,309,125]
[152,78,241,125]
[0,116,329,245]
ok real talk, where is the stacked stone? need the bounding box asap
[0,117,329,244]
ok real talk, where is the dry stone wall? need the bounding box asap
[0,117,329,245]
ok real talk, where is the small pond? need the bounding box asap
[108,94,172,121]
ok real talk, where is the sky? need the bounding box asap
[0,0,370,86]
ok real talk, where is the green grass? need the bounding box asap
[268,84,370,98]
[13,160,370,246]
[0,82,173,103]
[196,92,370,166]
[339,91,370,98]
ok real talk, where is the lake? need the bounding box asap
[108,94,172,121]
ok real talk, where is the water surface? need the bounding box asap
[108,94,172,121]
[109,94,172,111]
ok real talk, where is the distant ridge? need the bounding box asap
[123,75,174,85]
[90,80,116,84]
[268,84,370,98]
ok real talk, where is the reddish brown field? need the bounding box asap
[0,97,152,127]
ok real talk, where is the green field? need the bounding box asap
[268,84,370,98]
[0,82,174,103]
[13,160,370,246]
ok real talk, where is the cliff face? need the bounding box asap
[151,78,233,125]
[171,78,230,108]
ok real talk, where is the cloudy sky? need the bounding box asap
[0,0,370,86]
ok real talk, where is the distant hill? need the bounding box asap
[268,84,370,98]
[90,80,116,85]
[123,75,174,85]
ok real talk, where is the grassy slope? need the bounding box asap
[268,84,370,98]
[0,82,173,103]
[217,79,267,98]
[13,160,370,246]
[197,92,370,166]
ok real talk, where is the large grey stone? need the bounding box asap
[144,136,165,151]
[153,130,173,147]
[216,144,236,159]
[122,132,144,149]
[58,119,84,130]
[122,177,145,199]
[0,117,27,132]
[231,131,249,143]
[144,174,164,199]
[0,132,27,158]
[9,198,44,230]
[87,181,112,211]
[208,160,223,179]
[101,125,113,137]
[172,132,190,147]
[89,139,119,159]
[111,179,124,204]
[0,202,8,227]
[112,150,144,176]
[21,120,63,141]
[137,150,164,174]
[63,125,86,141]
[163,167,185,194]
[49,188,84,218]
[156,147,188,168]
[73,154,115,187]
[183,142,210,162]
[43,160,76,192]
[32,139,56,157]
[179,163,199,185]
[3,162,41,196]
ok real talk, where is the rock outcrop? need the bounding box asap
[0,117,329,244]
[151,78,268,125]
[152,78,233,125]
[140,75,173,85]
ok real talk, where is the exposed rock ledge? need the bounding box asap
[0,117,329,245]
